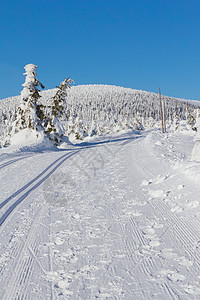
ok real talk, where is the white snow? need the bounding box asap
[0,85,200,299]
[9,128,52,150]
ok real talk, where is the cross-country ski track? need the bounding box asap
[0,130,200,299]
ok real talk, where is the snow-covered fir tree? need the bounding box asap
[18,64,45,130]
[88,120,97,137]
[185,104,196,131]
[1,64,45,147]
[44,77,73,145]
[170,111,180,133]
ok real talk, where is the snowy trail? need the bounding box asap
[0,130,200,299]
[0,149,81,299]
[0,151,79,227]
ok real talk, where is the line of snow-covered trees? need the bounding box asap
[1,64,73,147]
[0,64,200,148]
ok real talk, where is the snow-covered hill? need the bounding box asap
[0,85,199,142]
[1,84,200,108]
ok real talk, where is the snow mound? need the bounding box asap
[173,160,200,183]
[8,129,54,152]
[191,141,200,161]
[148,189,167,198]
[145,129,200,183]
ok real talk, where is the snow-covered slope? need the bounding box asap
[1,84,200,107]
[0,129,200,299]
[1,85,200,299]
[1,84,199,148]
[0,85,199,134]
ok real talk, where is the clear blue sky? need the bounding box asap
[1,0,200,100]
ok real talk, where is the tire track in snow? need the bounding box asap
[0,150,79,229]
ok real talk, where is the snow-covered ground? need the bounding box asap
[0,128,200,299]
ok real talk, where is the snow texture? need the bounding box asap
[0,85,200,299]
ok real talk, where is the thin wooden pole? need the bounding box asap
[163,100,166,133]
[159,88,164,133]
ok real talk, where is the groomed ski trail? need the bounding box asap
[0,130,200,299]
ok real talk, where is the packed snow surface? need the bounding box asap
[0,128,200,299]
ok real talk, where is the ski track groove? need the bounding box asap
[103,194,146,295]
[113,206,137,271]
[107,181,166,298]
[2,206,49,300]
[0,151,76,210]
[153,198,199,252]
[135,140,200,253]
[1,133,199,299]
[106,145,173,299]
[133,139,200,299]
[0,154,35,170]
[1,150,82,300]
[163,282,180,300]
[128,140,191,299]
[48,206,54,300]
[0,151,79,229]
[129,216,146,247]
[0,208,38,278]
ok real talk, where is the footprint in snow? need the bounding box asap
[178,257,193,268]
[54,237,65,246]
[153,222,163,229]
[182,284,200,295]
[171,206,183,213]
[71,213,81,219]
[149,240,160,247]
[123,198,147,209]
[141,179,152,186]
[184,201,199,210]
[142,228,155,235]
[152,269,185,283]
[148,189,167,199]
[141,174,169,187]
[178,184,185,190]
[152,174,169,184]
[167,271,185,282]
[141,226,160,247]
[132,211,142,217]
[160,248,177,259]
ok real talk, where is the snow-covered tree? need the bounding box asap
[1,64,45,147]
[88,120,97,137]
[185,104,196,131]
[44,78,73,145]
[18,64,45,130]
[170,111,180,133]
